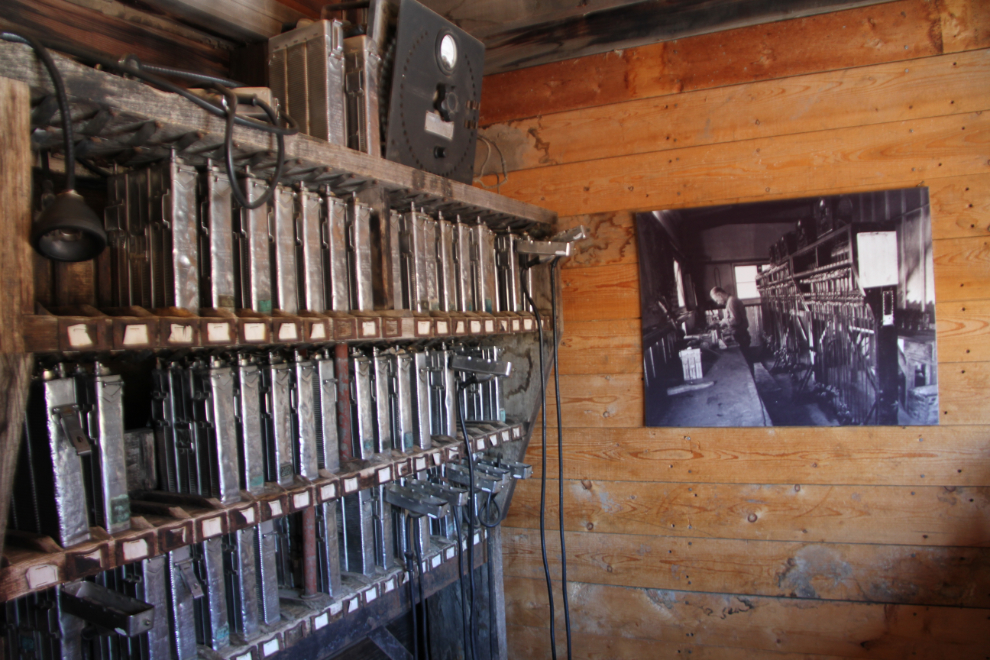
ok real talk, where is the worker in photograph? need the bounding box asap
[709,286,750,350]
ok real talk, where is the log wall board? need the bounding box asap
[482,0,990,656]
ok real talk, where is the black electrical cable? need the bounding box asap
[522,277,557,660]
[550,259,573,660]
[478,489,502,528]
[452,508,472,660]
[132,60,246,89]
[405,519,419,660]
[213,85,285,209]
[486,532,496,660]
[5,34,76,191]
[455,382,479,660]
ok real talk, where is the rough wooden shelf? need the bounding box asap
[0,422,524,603]
[0,41,555,237]
[23,307,543,353]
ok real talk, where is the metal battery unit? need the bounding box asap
[192,539,230,651]
[315,501,342,596]
[339,490,375,576]
[313,349,340,473]
[77,364,130,535]
[472,221,497,314]
[272,184,300,314]
[261,353,295,487]
[234,354,266,495]
[347,197,375,311]
[453,218,476,312]
[350,349,376,460]
[200,164,236,311]
[427,347,456,437]
[120,556,172,660]
[255,519,282,626]
[297,188,326,313]
[387,209,405,310]
[371,347,393,454]
[291,350,320,481]
[151,360,199,495]
[3,588,85,660]
[400,207,439,313]
[496,233,523,313]
[234,176,273,313]
[189,357,241,504]
[410,348,432,449]
[436,214,457,312]
[103,165,150,309]
[224,527,261,642]
[324,191,351,312]
[167,545,203,660]
[343,34,382,156]
[148,155,200,312]
[269,19,347,146]
[16,367,93,548]
[391,349,415,452]
[371,485,395,571]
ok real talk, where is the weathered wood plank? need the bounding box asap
[555,212,638,269]
[0,77,31,353]
[479,0,942,125]
[482,50,990,175]
[933,236,990,302]
[0,0,231,79]
[520,424,990,487]
[504,577,990,659]
[939,0,990,54]
[492,112,990,218]
[501,527,990,607]
[558,319,642,375]
[561,263,641,323]
[504,479,990,547]
[936,299,990,361]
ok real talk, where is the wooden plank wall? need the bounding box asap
[481,0,990,657]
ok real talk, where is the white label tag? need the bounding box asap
[202,517,223,538]
[384,578,395,593]
[278,323,298,341]
[436,321,448,334]
[513,426,521,438]
[476,439,485,451]
[362,321,377,337]
[474,533,481,545]
[330,601,343,616]
[241,507,255,525]
[470,321,482,333]
[293,492,311,509]
[123,539,148,561]
[168,323,194,344]
[344,477,359,493]
[511,319,520,332]
[445,547,456,560]
[415,458,426,471]
[262,639,280,657]
[26,565,59,589]
[310,323,327,340]
[321,484,337,501]
[207,322,230,342]
[364,588,377,603]
[484,320,495,333]
[347,597,359,613]
[236,652,253,660]
[122,324,149,346]
[417,321,431,335]
[424,111,454,140]
[431,554,441,568]
[268,501,283,517]
[377,467,392,484]
[313,613,329,630]
[67,324,94,348]
[455,321,465,333]
[244,322,267,342]
[523,318,534,331]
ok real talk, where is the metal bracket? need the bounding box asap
[54,405,92,456]
[175,558,205,599]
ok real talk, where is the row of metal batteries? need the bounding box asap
[5,464,523,660]
[13,343,505,551]
[102,156,530,316]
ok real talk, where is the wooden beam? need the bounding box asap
[504,478,990,547]
[501,527,990,607]
[479,0,942,123]
[504,577,990,659]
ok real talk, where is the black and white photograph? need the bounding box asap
[637,188,938,428]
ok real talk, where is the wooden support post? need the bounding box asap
[0,76,35,556]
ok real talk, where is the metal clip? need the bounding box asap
[174,557,204,599]
[55,405,91,456]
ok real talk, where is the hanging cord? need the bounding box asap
[452,508,472,660]
[473,135,508,193]
[486,530,497,660]
[522,277,557,660]
[549,259,572,659]
[455,381,479,660]
[6,34,76,191]
[405,518,420,660]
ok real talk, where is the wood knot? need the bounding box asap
[747,513,758,523]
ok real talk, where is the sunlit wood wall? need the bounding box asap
[480,0,990,656]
